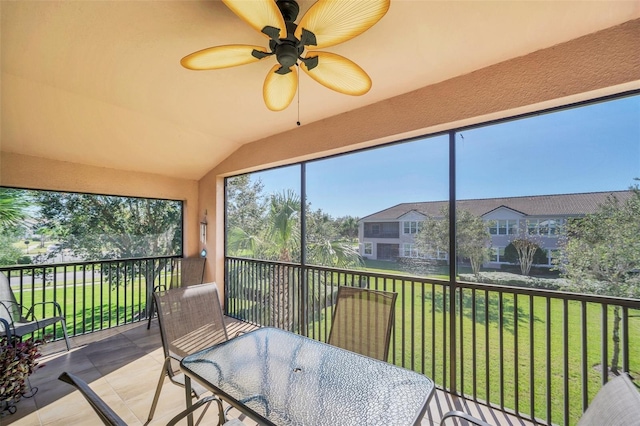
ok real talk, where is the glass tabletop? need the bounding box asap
[181,327,434,426]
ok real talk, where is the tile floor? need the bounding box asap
[2,321,536,426]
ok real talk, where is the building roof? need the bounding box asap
[360,190,635,221]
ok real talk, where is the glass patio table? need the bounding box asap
[180,327,435,425]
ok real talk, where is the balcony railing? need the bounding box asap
[1,256,179,339]
[225,256,640,426]
[3,255,638,425]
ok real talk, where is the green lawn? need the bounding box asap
[14,276,151,339]
[299,272,640,426]
[15,267,640,426]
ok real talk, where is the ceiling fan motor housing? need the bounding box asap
[270,19,305,72]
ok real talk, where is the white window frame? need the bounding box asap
[402,243,420,258]
[364,242,373,255]
[403,221,422,234]
[490,219,519,235]
[490,246,506,263]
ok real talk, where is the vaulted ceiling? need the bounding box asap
[2,1,639,180]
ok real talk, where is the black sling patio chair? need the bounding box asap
[0,272,70,351]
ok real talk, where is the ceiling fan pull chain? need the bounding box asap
[297,64,301,126]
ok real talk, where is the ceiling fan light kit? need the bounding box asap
[180,0,390,111]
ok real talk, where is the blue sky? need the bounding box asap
[250,94,640,218]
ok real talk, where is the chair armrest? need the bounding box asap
[440,410,494,426]
[0,317,13,342]
[25,300,65,319]
[0,301,16,326]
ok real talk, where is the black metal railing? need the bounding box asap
[225,256,640,426]
[1,256,180,340]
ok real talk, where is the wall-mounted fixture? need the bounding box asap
[200,210,208,245]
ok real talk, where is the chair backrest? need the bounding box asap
[327,286,397,361]
[154,282,228,360]
[0,272,21,325]
[577,373,640,426]
[58,372,128,426]
[173,257,206,287]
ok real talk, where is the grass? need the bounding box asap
[15,266,640,426]
[299,270,640,426]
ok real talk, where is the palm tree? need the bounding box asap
[0,189,29,230]
[264,190,300,330]
[227,189,363,331]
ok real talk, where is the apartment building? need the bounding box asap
[358,190,634,268]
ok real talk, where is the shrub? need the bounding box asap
[0,337,41,414]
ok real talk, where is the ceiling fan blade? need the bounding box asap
[294,0,390,49]
[222,0,287,40]
[300,51,371,96]
[263,64,297,111]
[181,45,269,70]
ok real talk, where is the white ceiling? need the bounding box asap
[2,1,639,180]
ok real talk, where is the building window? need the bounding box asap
[545,248,560,266]
[490,247,506,262]
[403,221,422,234]
[371,224,381,235]
[528,219,562,236]
[435,249,448,261]
[489,220,518,235]
[402,243,419,257]
[364,242,373,255]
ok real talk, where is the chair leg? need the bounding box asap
[166,395,224,426]
[146,298,156,330]
[60,319,71,351]
[147,357,171,421]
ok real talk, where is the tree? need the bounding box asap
[263,190,300,329]
[0,189,29,232]
[0,189,30,266]
[414,207,491,276]
[0,236,24,267]
[32,191,182,316]
[335,215,359,241]
[457,210,493,275]
[306,209,362,269]
[33,192,181,261]
[226,174,265,239]
[226,185,363,330]
[503,241,548,269]
[557,187,640,374]
[507,235,544,276]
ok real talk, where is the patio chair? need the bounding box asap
[58,372,243,426]
[147,282,230,423]
[147,256,206,329]
[0,272,70,351]
[173,256,206,287]
[440,373,640,426]
[327,286,397,361]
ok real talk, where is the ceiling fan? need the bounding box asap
[181,0,390,111]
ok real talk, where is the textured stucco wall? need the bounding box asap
[202,19,640,287]
[0,152,200,256]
